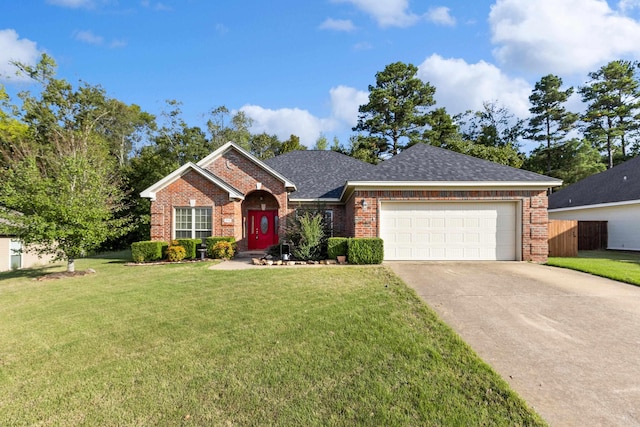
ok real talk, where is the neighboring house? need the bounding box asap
[548,156,640,251]
[0,237,56,272]
[141,142,560,262]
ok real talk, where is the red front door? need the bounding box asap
[248,210,278,250]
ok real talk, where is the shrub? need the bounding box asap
[205,237,236,258]
[210,241,235,259]
[327,237,349,259]
[347,238,384,265]
[290,212,325,261]
[176,238,200,260]
[166,240,186,262]
[131,240,168,263]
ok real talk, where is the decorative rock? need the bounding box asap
[320,260,328,265]
[287,261,296,266]
[266,260,274,266]
[252,258,262,265]
[326,260,336,265]
[275,260,283,266]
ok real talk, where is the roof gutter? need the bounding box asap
[339,180,562,201]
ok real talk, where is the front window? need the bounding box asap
[324,210,334,237]
[175,207,212,240]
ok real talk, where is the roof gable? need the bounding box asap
[197,142,296,191]
[549,155,640,209]
[140,162,244,201]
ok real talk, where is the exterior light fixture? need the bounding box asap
[361,199,368,209]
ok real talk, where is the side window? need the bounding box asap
[324,210,334,237]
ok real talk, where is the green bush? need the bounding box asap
[176,238,200,259]
[290,212,325,261]
[347,238,384,265]
[210,241,235,259]
[131,240,168,263]
[206,237,236,258]
[166,240,186,262]
[327,237,349,259]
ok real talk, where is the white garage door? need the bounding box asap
[380,202,517,261]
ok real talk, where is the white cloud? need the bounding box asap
[619,0,640,12]
[74,30,104,45]
[46,0,94,8]
[490,0,640,74]
[73,30,126,48]
[417,54,531,117]
[329,85,369,124]
[319,18,356,32]
[0,29,42,82]
[332,0,421,27]
[427,6,456,26]
[240,105,328,146]
[240,86,368,147]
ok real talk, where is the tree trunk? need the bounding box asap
[67,258,75,273]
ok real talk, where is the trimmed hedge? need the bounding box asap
[347,238,384,265]
[131,240,168,263]
[206,237,236,258]
[327,237,349,259]
[176,238,201,260]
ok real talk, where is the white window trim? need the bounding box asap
[173,206,213,240]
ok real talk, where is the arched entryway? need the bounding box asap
[243,191,280,250]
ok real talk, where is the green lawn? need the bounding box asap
[547,250,640,286]
[1,253,544,426]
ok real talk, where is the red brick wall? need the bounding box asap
[150,169,240,242]
[150,148,292,251]
[346,189,550,263]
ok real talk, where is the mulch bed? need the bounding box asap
[35,269,96,281]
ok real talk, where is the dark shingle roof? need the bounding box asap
[263,150,376,199]
[549,155,640,209]
[265,144,559,201]
[365,143,558,182]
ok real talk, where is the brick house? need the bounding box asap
[141,142,560,262]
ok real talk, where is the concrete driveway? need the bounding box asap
[387,261,640,427]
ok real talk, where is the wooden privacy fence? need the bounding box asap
[578,221,608,250]
[548,220,578,257]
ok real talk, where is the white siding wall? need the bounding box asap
[549,203,640,251]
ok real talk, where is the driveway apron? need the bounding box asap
[387,261,640,427]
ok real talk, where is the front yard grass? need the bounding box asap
[547,250,640,287]
[1,253,545,426]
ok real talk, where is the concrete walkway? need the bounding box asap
[387,261,640,427]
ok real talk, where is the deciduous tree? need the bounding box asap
[0,55,131,272]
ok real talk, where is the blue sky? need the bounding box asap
[3,0,640,153]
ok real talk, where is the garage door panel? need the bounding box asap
[381,202,517,261]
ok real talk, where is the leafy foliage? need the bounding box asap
[347,238,384,265]
[327,237,349,259]
[176,238,200,260]
[131,240,168,263]
[210,241,235,259]
[0,54,133,271]
[287,211,325,261]
[205,237,236,258]
[166,240,186,262]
